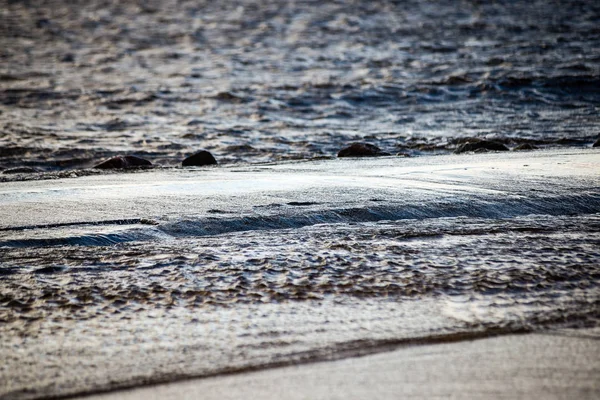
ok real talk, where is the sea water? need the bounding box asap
[0,0,598,170]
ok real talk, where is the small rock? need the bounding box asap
[35,18,51,29]
[182,150,217,167]
[593,138,600,147]
[60,53,75,63]
[2,167,39,174]
[337,143,391,158]
[93,155,152,169]
[513,143,538,151]
[454,140,509,154]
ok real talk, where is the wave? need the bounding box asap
[2,191,599,248]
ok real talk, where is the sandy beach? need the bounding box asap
[79,330,600,400]
[1,149,599,230]
[1,149,599,399]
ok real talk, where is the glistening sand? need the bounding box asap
[1,150,599,399]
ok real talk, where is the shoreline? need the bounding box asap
[2,148,599,231]
[1,145,598,183]
[77,329,600,400]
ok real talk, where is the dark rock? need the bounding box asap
[35,18,51,29]
[593,138,600,147]
[513,143,538,151]
[182,150,217,167]
[337,143,391,158]
[454,140,509,154]
[60,53,75,63]
[556,137,585,145]
[2,167,40,174]
[93,155,152,169]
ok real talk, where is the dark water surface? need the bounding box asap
[1,0,599,170]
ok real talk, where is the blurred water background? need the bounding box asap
[1,0,599,169]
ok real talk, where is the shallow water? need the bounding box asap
[1,0,599,170]
[1,214,599,398]
[2,214,600,314]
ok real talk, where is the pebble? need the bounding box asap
[338,143,391,158]
[93,155,152,169]
[454,140,509,154]
[182,150,218,166]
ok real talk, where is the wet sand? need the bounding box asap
[1,149,599,230]
[1,149,599,399]
[78,330,600,400]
